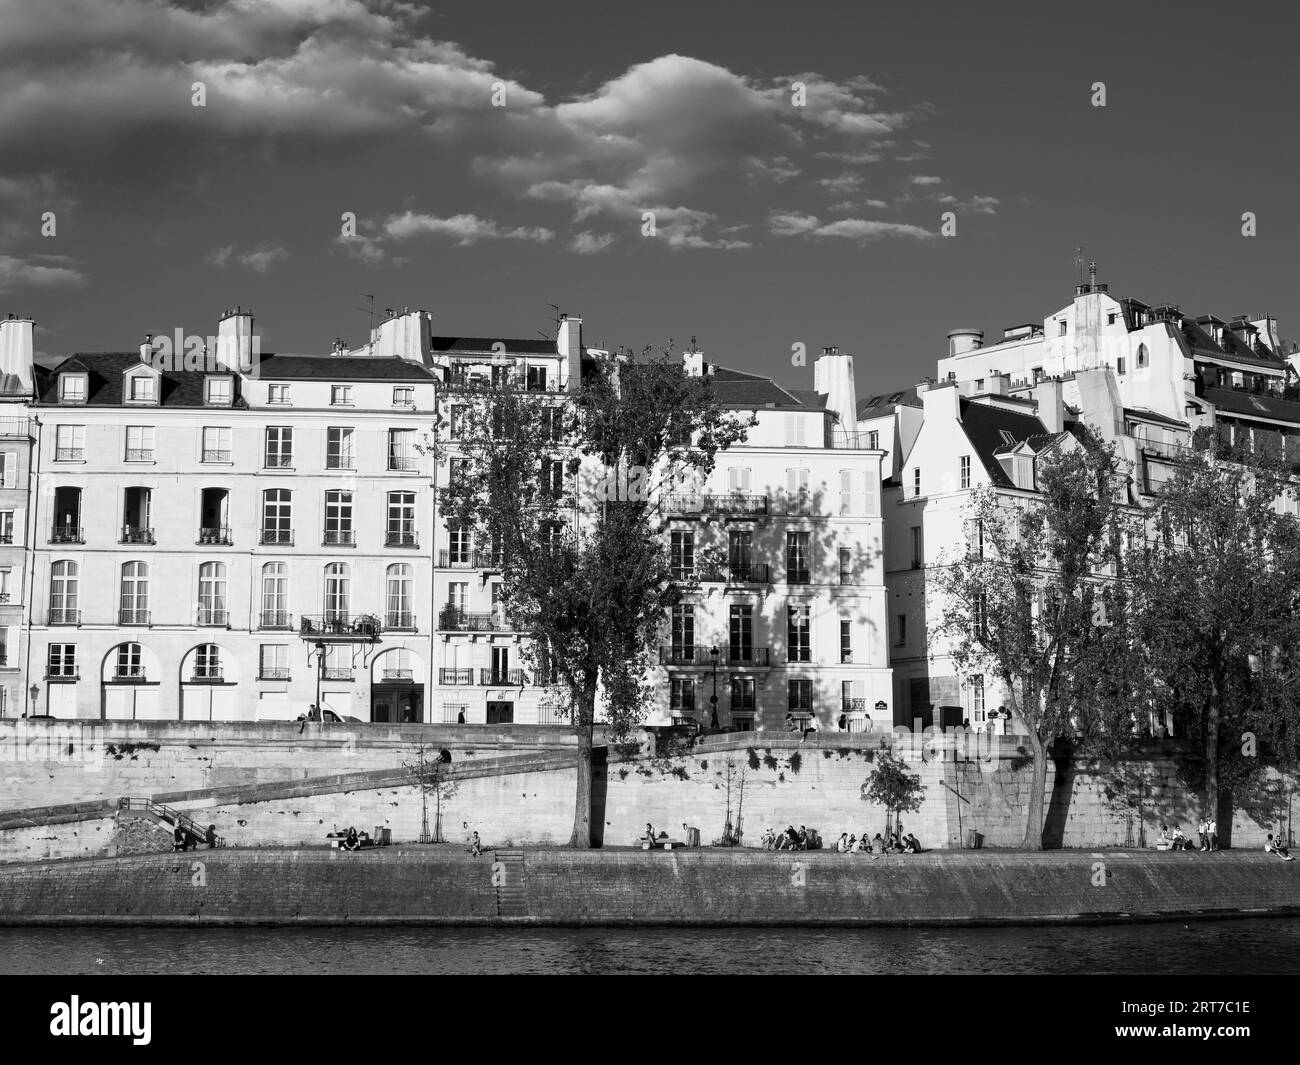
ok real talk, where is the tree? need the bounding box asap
[930,435,1133,849]
[1127,443,1300,837]
[861,744,926,836]
[404,742,458,844]
[439,352,752,847]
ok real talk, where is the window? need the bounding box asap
[1137,343,1148,367]
[447,581,468,613]
[670,677,695,713]
[119,561,149,625]
[730,677,756,712]
[0,511,12,545]
[867,431,879,450]
[447,406,464,440]
[198,562,227,625]
[912,468,921,498]
[1107,313,1117,325]
[47,644,77,679]
[127,375,156,403]
[787,604,811,662]
[974,379,984,392]
[840,619,852,663]
[324,490,354,545]
[544,406,564,442]
[116,643,144,680]
[671,604,695,658]
[865,474,879,517]
[786,531,810,583]
[786,468,809,513]
[839,470,854,516]
[201,427,231,463]
[262,488,292,544]
[1032,366,1044,383]
[388,429,416,471]
[387,491,417,547]
[540,458,565,498]
[959,455,971,490]
[970,674,985,722]
[324,562,350,622]
[526,366,548,391]
[974,593,987,638]
[727,466,753,493]
[1058,320,1067,336]
[729,604,753,663]
[1117,357,1125,376]
[788,679,812,714]
[264,426,293,468]
[125,426,154,462]
[59,374,87,404]
[260,562,289,628]
[386,564,413,629]
[393,387,414,407]
[911,525,924,568]
[0,452,13,488]
[786,414,807,447]
[259,644,289,680]
[194,644,221,680]
[205,376,233,406]
[728,529,753,573]
[970,519,985,559]
[326,427,355,470]
[895,613,907,647]
[331,385,353,406]
[838,547,852,585]
[447,523,471,566]
[55,425,84,462]
[50,561,78,623]
[670,530,694,580]
[268,384,291,405]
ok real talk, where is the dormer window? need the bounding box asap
[128,376,155,402]
[331,385,353,406]
[393,387,414,407]
[205,376,233,406]
[59,374,87,404]
[268,384,291,405]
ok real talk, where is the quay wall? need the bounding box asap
[0,849,1297,927]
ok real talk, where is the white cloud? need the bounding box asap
[0,253,84,291]
[911,175,942,186]
[570,231,616,255]
[768,211,933,242]
[207,242,289,272]
[382,211,554,246]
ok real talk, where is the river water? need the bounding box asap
[2,918,1298,974]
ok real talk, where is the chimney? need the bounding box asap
[370,309,432,364]
[986,372,1007,396]
[682,350,705,376]
[556,313,583,389]
[0,316,35,391]
[1252,316,1280,355]
[920,378,961,423]
[915,376,935,398]
[1034,377,1064,434]
[814,346,857,431]
[947,328,984,357]
[140,334,154,363]
[216,307,255,372]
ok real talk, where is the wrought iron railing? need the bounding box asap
[439,668,474,685]
[438,608,513,632]
[50,525,83,543]
[48,609,80,625]
[120,526,155,544]
[259,611,293,630]
[323,529,356,546]
[386,531,418,548]
[480,669,527,686]
[260,529,294,545]
[198,527,232,545]
[118,609,150,626]
[726,648,770,667]
[299,614,380,638]
[196,608,228,626]
[384,612,416,631]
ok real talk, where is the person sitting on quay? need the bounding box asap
[849,834,862,854]
[904,833,922,854]
[340,826,360,852]
[468,830,482,857]
[1265,834,1295,862]
[781,825,799,850]
[873,832,885,854]
[1155,825,1173,851]
[797,826,809,850]
[1171,825,1191,851]
[642,822,656,848]
[836,832,849,853]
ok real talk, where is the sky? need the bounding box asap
[1,0,1297,396]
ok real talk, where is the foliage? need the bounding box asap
[403,742,458,844]
[861,744,926,833]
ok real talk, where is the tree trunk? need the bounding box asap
[568,681,597,848]
[1205,679,1221,835]
[1022,727,1048,851]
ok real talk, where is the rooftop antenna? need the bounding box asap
[1074,246,1085,287]
[545,303,561,341]
[353,294,377,332]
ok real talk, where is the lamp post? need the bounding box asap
[28,684,38,719]
[314,640,326,721]
[709,645,720,730]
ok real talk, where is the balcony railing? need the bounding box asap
[125,448,153,462]
[48,609,80,625]
[786,569,811,585]
[45,668,79,681]
[438,550,477,568]
[118,609,150,626]
[0,534,11,545]
[260,529,294,546]
[842,697,868,711]
[192,666,223,681]
[299,614,380,638]
[480,669,527,686]
[659,646,713,666]
[382,668,414,681]
[50,525,83,544]
[113,666,146,681]
[258,667,291,680]
[198,527,232,545]
[264,453,294,469]
[439,668,474,685]
[323,529,356,547]
[727,563,770,584]
[383,612,416,631]
[663,493,703,515]
[386,531,419,548]
[704,493,770,515]
[196,608,229,626]
[676,563,771,585]
[54,448,84,461]
[323,668,354,681]
[388,456,419,472]
[438,608,512,632]
[260,610,293,630]
[120,526,155,544]
[726,648,770,667]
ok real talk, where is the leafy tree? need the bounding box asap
[404,742,458,844]
[1127,443,1300,835]
[930,435,1133,849]
[861,744,926,835]
[438,352,752,847]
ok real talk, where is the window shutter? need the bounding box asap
[10,508,22,547]
[3,625,14,667]
[2,453,13,488]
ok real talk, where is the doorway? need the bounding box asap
[486,700,514,724]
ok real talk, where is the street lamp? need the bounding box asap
[28,684,38,719]
[314,640,326,721]
[709,645,720,730]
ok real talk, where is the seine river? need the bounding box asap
[2,918,1298,974]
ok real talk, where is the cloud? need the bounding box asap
[911,175,942,186]
[382,211,554,246]
[0,253,85,291]
[207,242,289,272]
[570,231,616,255]
[937,194,1000,215]
[768,211,934,242]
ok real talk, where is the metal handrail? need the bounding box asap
[117,797,224,847]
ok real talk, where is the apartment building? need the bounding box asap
[0,317,35,717]
[26,309,438,721]
[649,347,894,732]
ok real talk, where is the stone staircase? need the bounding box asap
[492,849,528,917]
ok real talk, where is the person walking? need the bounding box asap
[1197,818,1208,852]
[1209,818,1219,851]
[205,824,217,849]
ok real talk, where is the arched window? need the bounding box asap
[1137,343,1148,367]
[386,563,413,629]
[260,562,288,628]
[116,642,144,680]
[324,562,350,623]
[119,562,149,625]
[50,561,79,623]
[194,644,221,680]
[198,562,228,625]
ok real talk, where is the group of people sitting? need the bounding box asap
[757,825,920,854]
[1265,834,1294,861]
[1156,820,1218,851]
